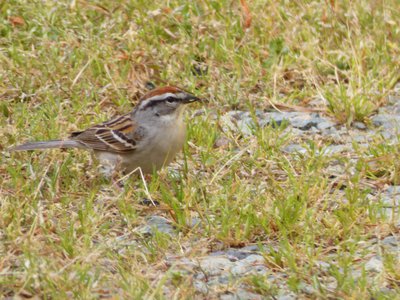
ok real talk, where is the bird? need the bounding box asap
[10,86,200,176]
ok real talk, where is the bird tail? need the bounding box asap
[9,140,83,151]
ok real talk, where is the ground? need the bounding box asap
[0,0,399,299]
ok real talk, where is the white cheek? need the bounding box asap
[159,113,176,123]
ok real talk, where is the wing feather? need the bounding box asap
[70,114,141,153]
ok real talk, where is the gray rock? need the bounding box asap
[393,82,400,93]
[371,114,389,127]
[309,126,320,133]
[199,257,233,276]
[353,122,367,130]
[193,280,208,294]
[257,112,289,128]
[223,109,338,135]
[322,127,338,135]
[372,114,400,129]
[276,292,297,300]
[325,164,345,176]
[220,290,263,300]
[226,111,246,120]
[230,261,267,277]
[388,94,400,105]
[351,269,363,279]
[236,289,264,300]
[283,144,307,154]
[221,112,256,135]
[315,261,330,271]
[299,282,315,295]
[210,249,259,261]
[220,112,242,133]
[194,272,206,280]
[381,207,398,220]
[381,235,398,247]
[237,118,256,135]
[380,188,400,207]
[365,256,384,273]
[206,275,230,285]
[220,293,236,300]
[386,186,400,194]
[324,144,350,155]
[289,114,317,130]
[138,216,175,237]
[253,265,269,275]
[237,288,265,300]
[379,287,397,296]
[137,225,153,237]
[283,127,304,137]
[391,103,400,114]
[351,135,369,143]
[317,120,335,131]
[267,112,290,127]
[165,257,198,271]
[242,254,265,264]
[218,275,231,284]
[189,217,202,228]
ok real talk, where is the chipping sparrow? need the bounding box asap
[10,86,200,175]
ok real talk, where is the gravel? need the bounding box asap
[160,88,400,298]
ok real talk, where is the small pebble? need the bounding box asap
[365,256,384,273]
[137,216,175,237]
[283,144,307,154]
[353,121,367,130]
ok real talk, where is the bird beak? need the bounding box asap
[183,93,202,104]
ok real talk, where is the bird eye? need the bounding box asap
[165,97,175,104]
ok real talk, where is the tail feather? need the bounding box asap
[9,140,83,151]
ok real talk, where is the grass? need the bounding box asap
[1,0,400,298]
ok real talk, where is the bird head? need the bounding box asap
[136,86,200,120]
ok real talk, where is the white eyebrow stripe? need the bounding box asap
[145,92,177,102]
[138,91,189,110]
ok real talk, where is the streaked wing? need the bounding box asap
[70,114,139,153]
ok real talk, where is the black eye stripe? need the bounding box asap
[165,96,178,102]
